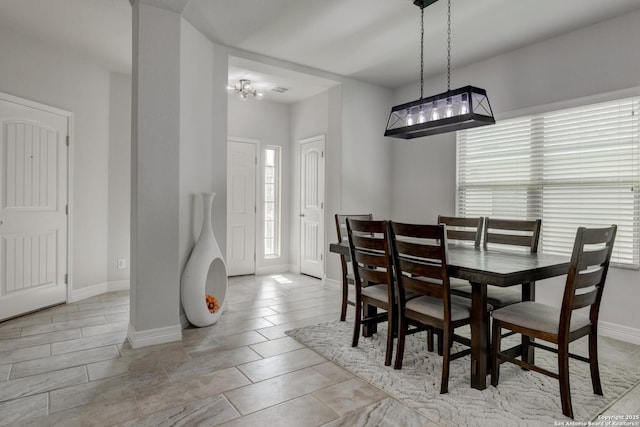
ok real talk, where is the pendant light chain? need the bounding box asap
[447,0,451,91]
[420,6,424,100]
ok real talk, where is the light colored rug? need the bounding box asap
[286,321,640,426]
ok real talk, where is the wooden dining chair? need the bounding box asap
[335,213,373,321]
[491,225,617,419]
[451,218,542,309]
[346,218,396,366]
[389,222,477,393]
[437,215,484,248]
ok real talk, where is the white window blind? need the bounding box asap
[457,97,640,267]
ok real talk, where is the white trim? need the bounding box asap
[323,277,340,287]
[127,322,182,349]
[599,321,640,346]
[68,280,130,303]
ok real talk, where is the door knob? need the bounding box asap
[300,213,305,217]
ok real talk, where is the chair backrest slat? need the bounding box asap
[346,218,394,301]
[390,221,451,314]
[438,215,483,248]
[401,274,444,299]
[573,267,604,290]
[560,225,617,335]
[484,217,541,253]
[571,290,599,310]
[335,214,372,242]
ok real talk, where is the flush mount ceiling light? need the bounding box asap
[227,79,263,100]
[384,0,495,139]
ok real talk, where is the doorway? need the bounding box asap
[226,138,257,276]
[0,93,70,321]
[299,135,325,279]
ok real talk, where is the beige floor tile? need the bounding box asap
[607,382,640,415]
[0,329,81,353]
[321,397,437,427]
[249,336,305,357]
[0,328,22,340]
[312,362,354,383]
[256,313,341,340]
[19,316,106,337]
[0,366,87,403]
[80,320,128,337]
[219,394,338,427]
[52,305,127,323]
[49,368,170,413]
[134,367,250,415]
[237,348,326,382]
[115,394,240,427]
[51,330,127,355]
[184,330,268,356]
[10,345,119,379]
[0,393,49,427]
[0,343,50,364]
[165,346,261,381]
[0,365,10,381]
[313,378,388,416]
[224,367,340,415]
[20,395,141,427]
[0,313,53,332]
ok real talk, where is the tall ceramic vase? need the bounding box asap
[181,192,228,327]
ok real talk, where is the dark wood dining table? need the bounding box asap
[329,241,570,390]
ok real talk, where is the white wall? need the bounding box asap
[179,19,215,274]
[228,96,291,273]
[0,26,111,293]
[390,9,640,340]
[108,72,132,283]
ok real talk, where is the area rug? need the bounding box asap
[286,321,640,426]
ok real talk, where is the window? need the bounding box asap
[264,146,281,257]
[457,97,640,267]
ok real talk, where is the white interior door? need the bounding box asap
[0,94,69,321]
[227,139,257,276]
[300,135,325,279]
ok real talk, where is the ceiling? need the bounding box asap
[1,0,639,103]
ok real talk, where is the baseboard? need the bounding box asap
[323,277,340,287]
[69,280,130,303]
[127,322,182,349]
[599,321,640,345]
[256,264,290,275]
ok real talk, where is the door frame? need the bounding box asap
[0,91,74,303]
[227,136,260,275]
[298,134,326,278]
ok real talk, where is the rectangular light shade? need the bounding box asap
[384,85,495,139]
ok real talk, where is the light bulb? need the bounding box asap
[445,103,453,118]
[418,109,426,123]
[431,102,439,121]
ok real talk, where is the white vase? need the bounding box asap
[181,192,228,327]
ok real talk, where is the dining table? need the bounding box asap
[329,240,570,390]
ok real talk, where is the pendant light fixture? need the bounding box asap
[384,0,495,139]
[227,79,263,100]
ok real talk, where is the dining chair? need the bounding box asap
[389,221,478,394]
[451,218,542,309]
[346,217,396,366]
[335,213,373,321]
[491,225,617,419]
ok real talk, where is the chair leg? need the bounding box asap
[522,335,531,366]
[491,320,502,387]
[394,315,407,370]
[440,328,451,394]
[352,299,362,348]
[340,278,348,322]
[436,329,444,356]
[384,309,394,366]
[589,331,603,395]
[558,343,574,419]
[427,328,434,352]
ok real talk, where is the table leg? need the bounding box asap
[471,281,488,390]
[362,304,377,337]
[522,282,535,365]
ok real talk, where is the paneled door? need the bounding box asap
[226,139,257,276]
[300,135,325,279]
[0,93,69,321]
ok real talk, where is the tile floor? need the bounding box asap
[0,273,638,426]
